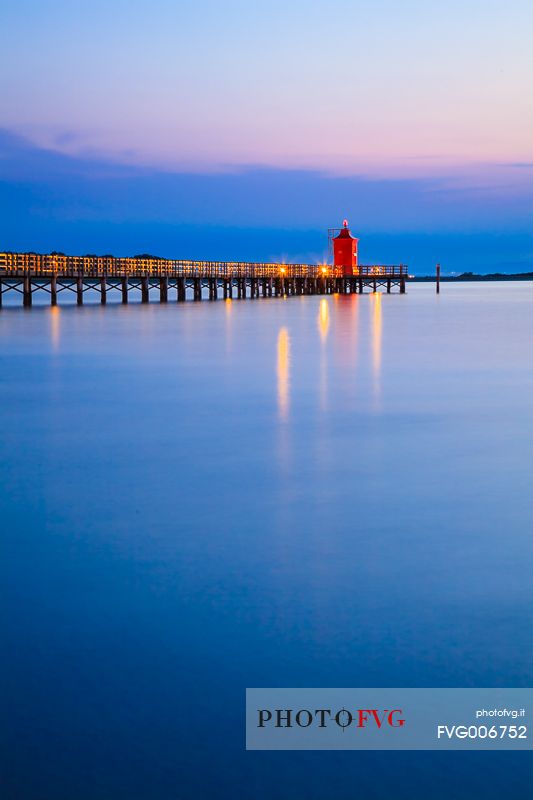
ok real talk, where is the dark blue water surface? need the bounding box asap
[1,283,532,799]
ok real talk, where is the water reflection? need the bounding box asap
[333,295,360,406]
[49,306,60,350]
[277,327,290,421]
[371,292,382,407]
[347,295,359,399]
[318,298,329,342]
[225,297,232,355]
[318,299,329,411]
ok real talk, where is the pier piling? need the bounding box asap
[141,277,149,303]
[50,274,57,306]
[23,274,32,307]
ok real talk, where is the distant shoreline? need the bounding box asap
[412,273,533,282]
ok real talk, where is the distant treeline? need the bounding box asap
[413,271,533,281]
[457,271,533,279]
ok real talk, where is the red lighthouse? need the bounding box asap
[333,219,358,276]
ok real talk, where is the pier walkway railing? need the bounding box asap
[0,252,407,279]
[0,253,408,307]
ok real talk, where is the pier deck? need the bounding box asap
[0,254,408,307]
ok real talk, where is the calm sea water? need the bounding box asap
[1,283,532,799]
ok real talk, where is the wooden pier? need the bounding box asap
[0,253,408,307]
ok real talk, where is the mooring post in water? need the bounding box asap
[77,274,83,305]
[436,263,441,294]
[100,276,107,305]
[121,277,128,304]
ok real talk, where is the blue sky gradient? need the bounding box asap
[1,1,532,272]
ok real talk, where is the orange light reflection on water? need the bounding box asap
[277,327,290,421]
[371,291,382,406]
[50,305,60,350]
[224,297,233,354]
[318,298,330,342]
[318,299,329,411]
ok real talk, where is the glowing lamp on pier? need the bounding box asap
[333,219,358,276]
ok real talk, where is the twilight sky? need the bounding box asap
[1,0,532,272]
